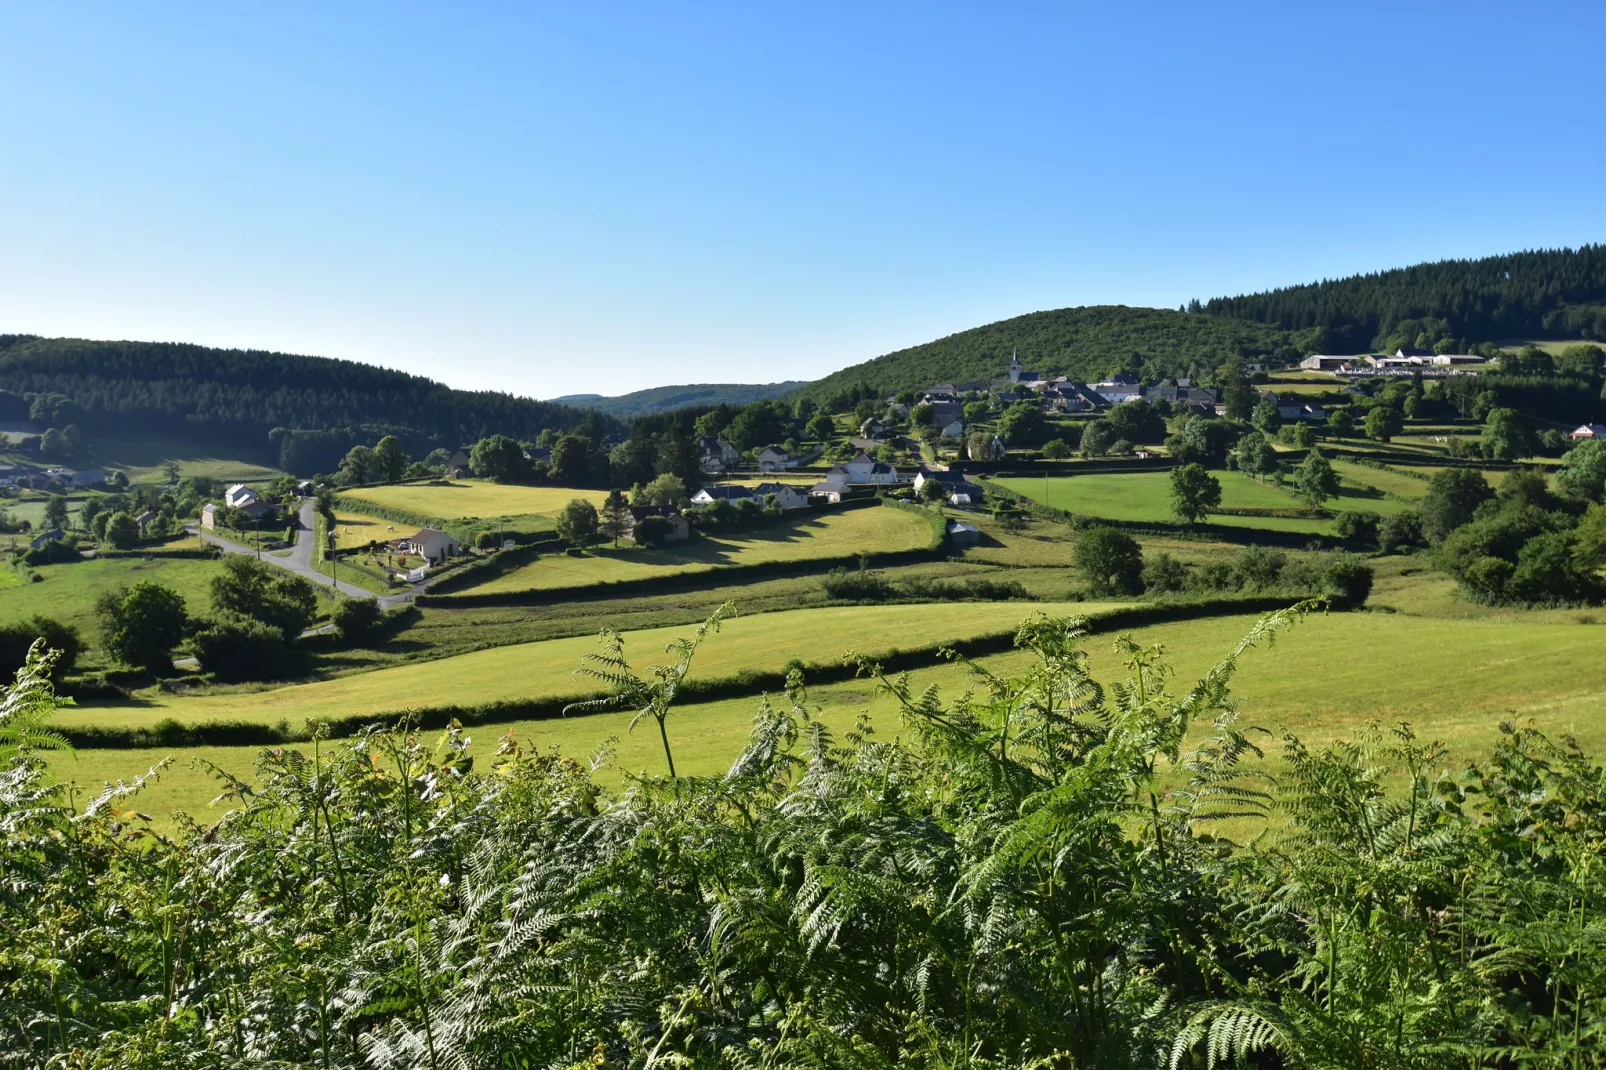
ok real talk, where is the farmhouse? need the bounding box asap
[751,482,809,510]
[1092,374,1141,403]
[837,452,899,485]
[914,467,980,498]
[858,418,884,439]
[446,450,472,478]
[402,527,461,565]
[626,505,690,544]
[1570,423,1606,440]
[940,419,965,439]
[698,437,741,473]
[757,446,795,471]
[200,503,219,529]
[691,484,754,505]
[810,480,848,503]
[225,484,258,509]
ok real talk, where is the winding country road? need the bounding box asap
[190,499,444,609]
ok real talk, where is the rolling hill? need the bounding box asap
[795,305,1297,404]
[550,381,808,415]
[0,335,615,473]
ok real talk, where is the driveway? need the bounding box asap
[190,499,448,608]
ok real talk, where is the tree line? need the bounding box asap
[1202,244,1606,353]
[0,336,615,472]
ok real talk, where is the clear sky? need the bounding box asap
[2,2,1602,399]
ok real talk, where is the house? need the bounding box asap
[524,446,552,464]
[697,437,742,473]
[1570,423,1606,440]
[757,446,795,472]
[29,529,65,551]
[1146,380,1218,407]
[949,491,977,509]
[1394,347,1435,360]
[977,435,1007,460]
[810,480,849,503]
[1092,375,1142,404]
[200,504,219,530]
[1264,392,1327,422]
[446,450,473,478]
[403,527,461,565]
[946,521,981,547]
[1430,354,1488,367]
[626,505,690,544]
[134,509,156,535]
[839,452,899,484]
[914,468,983,499]
[68,468,106,488]
[225,484,259,509]
[940,419,966,439]
[859,418,885,439]
[690,484,755,505]
[294,480,316,496]
[752,482,809,510]
[1049,382,1106,412]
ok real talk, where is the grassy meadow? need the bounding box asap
[49,607,1606,825]
[473,506,936,593]
[0,555,224,647]
[57,600,1118,730]
[343,480,612,520]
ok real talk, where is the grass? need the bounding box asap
[472,506,936,593]
[58,600,1121,730]
[995,471,1335,533]
[50,608,1606,824]
[0,556,224,653]
[330,510,411,550]
[343,481,612,521]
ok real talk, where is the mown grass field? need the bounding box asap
[49,608,1606,825]
[59,600,1117,730]
[473,506,937,593]
[343,481,612,520]
[0,556,224,644]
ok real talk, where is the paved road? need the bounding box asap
[190,499,446,608]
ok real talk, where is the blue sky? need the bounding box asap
[2,2,1602,398]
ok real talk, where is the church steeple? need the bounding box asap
[1009,349,1021,383]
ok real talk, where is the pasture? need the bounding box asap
[342,480,612,520]
[329,509,410,549]
[472,505,936,593]
[995,471,1335,532]
[0,555,224,644]
[49,608,1606,824]
[57,600,1118,730]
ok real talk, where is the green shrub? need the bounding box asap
[191,616,296,681]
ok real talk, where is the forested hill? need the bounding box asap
[553,380,808,416]
[795,306,1296,405]
[0,336,608,472]
[1204,244,1606,353]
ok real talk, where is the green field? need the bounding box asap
[995,471,1336,531]
[0,556,224,646]
[48,608,1606,823]
[58,600,1119,730]
[473,506,936,593]
[343,480,612,520]
[330,509,413,549]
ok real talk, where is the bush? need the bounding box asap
[1322,556,1375,607]
[329,596,383,642]
[0,617,80,684]
[1335,509,1380,549]
[1378,511,1423,554]
[1141,552,1189,594]
[192,616,297,682]
[822,568,896,601]
[632,515,672,547]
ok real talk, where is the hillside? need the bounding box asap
[1204,244,1606,352]
[551,381,808,415]
[795,305,1296,403]
[0,335,611,473]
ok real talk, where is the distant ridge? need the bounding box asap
[552,381,808,416]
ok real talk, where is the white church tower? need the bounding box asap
[1009,349,1022,383]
